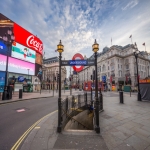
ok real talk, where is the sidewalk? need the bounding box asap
[0,89,79,104]
[19,92,150,150]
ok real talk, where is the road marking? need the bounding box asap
[34,126,40,129]
[11,110,58,150]
[16,109,25,112]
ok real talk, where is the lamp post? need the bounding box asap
[133,42,141,101]
[92,39,100,133]
[57,40,64,133]
[27,69,30,81]
[2,28,15,100]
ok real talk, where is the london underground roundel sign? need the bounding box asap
[72,53,84,72]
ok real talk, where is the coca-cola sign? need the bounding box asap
[26,35,43,53]
[13,23,43,55]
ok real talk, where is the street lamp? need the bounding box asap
[27,69,30,81]
[133,42,141,101]
[2,28,15,100]
[57,40,64,133]
[92,39,100,133]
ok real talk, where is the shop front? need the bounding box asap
[8,72,32,92]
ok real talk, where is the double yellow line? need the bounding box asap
[11,110,58,150]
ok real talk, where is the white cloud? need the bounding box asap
[122,0,138,10]
[1,0,150,76]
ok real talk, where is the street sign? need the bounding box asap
[61,60,95,66]
[61,60,69,66]
[72,53,84,72]
[102,76,106,82]
[87,60,95,66]
[69,60,87,66]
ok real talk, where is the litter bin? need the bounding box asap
[119,91,124,103]
[19,89,22,99]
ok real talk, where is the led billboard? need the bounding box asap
[12,42,36,63]
[0,71,5,92]
[0,40,11,56]
[0,54,35,75]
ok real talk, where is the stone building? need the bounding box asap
[42,57,67,89]
[78,44,150,90]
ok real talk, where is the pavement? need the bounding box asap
[0,89,78,104]
[1,90,150,150]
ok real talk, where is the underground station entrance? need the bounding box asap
[56,40,103,134]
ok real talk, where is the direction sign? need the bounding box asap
[72,53,84,72]
[102,76,106,82]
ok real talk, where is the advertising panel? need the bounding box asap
[0,40,11,56]
[12,42,36,63]
[0,54,7,71]
[0,54,35,75]
[35,63,42,81]
[0,71,5,92]
[13,23,43,55]
[35,52,42,65]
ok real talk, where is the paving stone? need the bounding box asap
[145,145,150,150]
[53,134,108,150]
[141,126,150,133]
[102,132,123,148]
[122,121,143,129]
[110,129,131,140]
[134,133,150,144]
[111,142,136,150]
[116,125,135,136]
[131,127,150,137]
[125,135,150,150]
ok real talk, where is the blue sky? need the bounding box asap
[1,0,150,60]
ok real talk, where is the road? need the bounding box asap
[0,97,59,150]
[0,90,136,150]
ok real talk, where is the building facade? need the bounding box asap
[78,44,150,90]
[42,57,67,89]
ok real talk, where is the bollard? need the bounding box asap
[119,91,124,103]
[91,88,92,104]
[19,89,22,99]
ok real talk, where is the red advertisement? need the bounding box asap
[13,23,43,55]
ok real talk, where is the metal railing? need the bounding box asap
[61,92,91,129]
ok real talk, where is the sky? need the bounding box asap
[1,0,150,76]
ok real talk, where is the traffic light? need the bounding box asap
[57,74,59,81]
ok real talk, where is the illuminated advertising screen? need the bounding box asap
[0,54,7,71]
[0,54,35,75]
[0,40,11,56]
[12,42,36,63]
[0,71,5,92]
[13,23,43,55]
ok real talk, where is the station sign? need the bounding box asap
[61,60,95,66]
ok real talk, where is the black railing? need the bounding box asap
[61,92,91,129]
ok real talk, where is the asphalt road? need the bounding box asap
[0,96,59,150]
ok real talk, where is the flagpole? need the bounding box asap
[131,37,133,44]
[111,38,112,46]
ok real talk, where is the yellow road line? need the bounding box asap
[11,110,58,150]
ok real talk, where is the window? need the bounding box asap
[118,64,119,69]
[126,65,129,69]
[108,66,109,70]
[118,59,119,63]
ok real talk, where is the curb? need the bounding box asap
[0,96,53,105]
